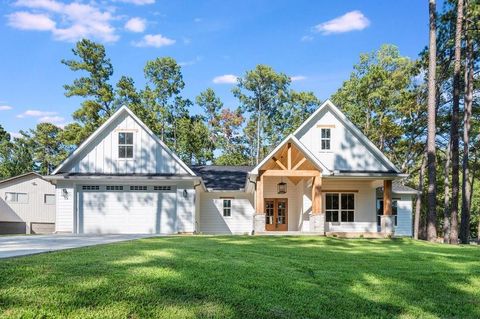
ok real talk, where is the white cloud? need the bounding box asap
[314,10,370,35]
[300,35,314,42]
[179,56,202,67]
[9,0,119,42]
[213,74,238,84]
[125,17,146,33]
[0,105,13,111]
[193,18,202,23]
[118,0,155,5]
[7,11,56,31]
[17,109,57,118]
[39,115,65,124]
[133,34,175,47]
[290,75,307,82]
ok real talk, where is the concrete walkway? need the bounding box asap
[0,234,158,259]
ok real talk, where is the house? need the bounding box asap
[46,100,418,236]
[0,172,56,234]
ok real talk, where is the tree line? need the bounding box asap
[0,0,478,243]
[0,39,321,176]
[332,0,479,244]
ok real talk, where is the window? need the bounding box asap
[82,185,100,190]
[130,185,147,191]
[223,199,232,217]
[118,132,134,159]
[326,193,339,222]
[341,194,355,222]
[44,194,55,205]
[377,199,398,226]
[321,128,331,150]
[326,193,355,223]
[154,186,172,191]
[5,192,28,203]
[106,185,124,191]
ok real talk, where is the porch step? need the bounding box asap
[255,231,325,236]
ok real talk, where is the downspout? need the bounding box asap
[193,180,202,234]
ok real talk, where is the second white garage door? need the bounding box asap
[79,185,177,234]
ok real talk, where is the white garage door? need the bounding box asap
[79,185,177,234]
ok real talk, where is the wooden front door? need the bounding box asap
[265,199,288,231]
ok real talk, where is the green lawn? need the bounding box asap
[0,237,479,319]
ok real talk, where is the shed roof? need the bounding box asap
[191,166,253,191]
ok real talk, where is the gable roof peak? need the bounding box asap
[51,105,196,176]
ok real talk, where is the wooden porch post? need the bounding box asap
[311,175,322,214]
[256,174,264,214]
[383,180,392,216]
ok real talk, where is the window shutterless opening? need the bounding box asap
[321,128,331,150]
[118,132,134,159]
[223,199,231,217]
[325,193,355,223]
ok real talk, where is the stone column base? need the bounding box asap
[253,214,266,234]
[381,215,395,237]
[310,213,325,234]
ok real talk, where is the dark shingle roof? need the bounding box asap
[191,166,253,191]
[377,180,419,195]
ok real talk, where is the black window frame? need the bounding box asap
[223,199,232,217]
[325,193,355,223]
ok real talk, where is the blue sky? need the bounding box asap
[0,0,430,137]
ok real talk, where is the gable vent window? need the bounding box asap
[106,185,124,191]
[154,186,172,191]
[130,185,148,191]
[118,132,134,159]
[82,185,100,191]
[321,128,331,150]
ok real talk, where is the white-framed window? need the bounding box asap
[118,132,134,159]
[376,199,398,226]
[321,128,331,150]
[222,199,232,217]
[154,186,172,191]
[44,194,55,205]
[82,185,100,190]
[130,185,147,191]
[325,193,355,222]
[5,192,28,204]
[106,185,124,191]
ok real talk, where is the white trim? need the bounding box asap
[0,172,43,185]
[51,105,196,176]
[293,100,400,173]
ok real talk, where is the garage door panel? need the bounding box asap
[80,186,177,234]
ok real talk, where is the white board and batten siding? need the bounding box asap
[55,181,75,233]
[295,105,393,172]
[199,191,255,234]
[61,111,189,175]
[394,195,413,237]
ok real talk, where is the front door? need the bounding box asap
[265,198,288,231]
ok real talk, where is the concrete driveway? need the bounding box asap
[0,234,158,259]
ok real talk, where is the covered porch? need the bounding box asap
[252,137,395,236]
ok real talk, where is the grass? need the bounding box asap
[0,236,479,319]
